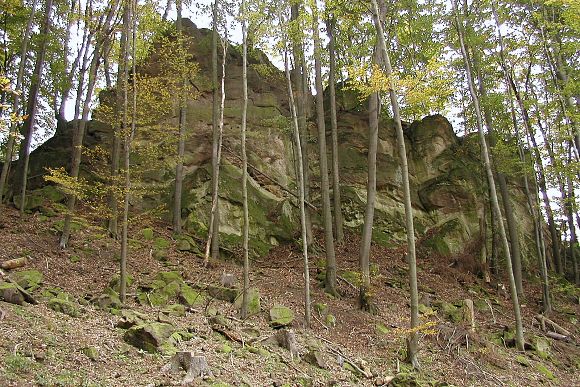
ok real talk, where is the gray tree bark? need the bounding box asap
[372,0,420,367]
[16,0,54,215]
[311,1,337,296]
[453,0,524,351]
[0,0,38,203]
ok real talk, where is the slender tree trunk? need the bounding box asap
[284,23,311,329]
[16,0,53,215]
[359,44,380,313]
[108,0,130,238]
[564,164,578,284]
[372,0,420,367]
[0,0,38,203]
[210,0,220,261]
[173,0,187,233]
[325,16,343,243]
[205,34,227,266]
[240,0,250,320]
[310,0,337,296]
[473,56,523,298]
[120,0,137,303]
[290,2,313,246]
[453,0,524,351]
[60,1,119,248]
[55,0,78,130]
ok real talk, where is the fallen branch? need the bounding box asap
[546,331,570,342]
[0,269,38,305]
[1,257,27,270]
[337,275,358,290]
[315,335,371,378]
[534,314,571,337]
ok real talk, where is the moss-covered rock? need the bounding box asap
[123,322,176,353]
[13,186,65,211]
[95,287,122,311]
[81,347,99,361]
[179,284,206,307]
[48,298,80,317]
[162,303,186,317]
[269,305,294,327]
[0,282,24,305]
[11,270,43,291]
[234,288,261,315]
[207,285,239,303]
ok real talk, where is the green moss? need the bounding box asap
[48,298,80,317]
[179,284,206,307]
[154,237,171,249]
[11,270,43,291]
[535,363,555,380]
[142,227,154,240]
[235,288,261,315]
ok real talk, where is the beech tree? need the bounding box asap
[452,0,524,351]
[15,0,54,215]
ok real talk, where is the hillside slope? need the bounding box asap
[1,204,578,386]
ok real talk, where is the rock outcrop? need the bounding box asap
[20,20,538,268]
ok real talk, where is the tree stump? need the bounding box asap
[169,351,212,384]
[462,299,476,332]
[274,328,299,360]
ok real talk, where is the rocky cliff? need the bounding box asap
[21,20,537,269]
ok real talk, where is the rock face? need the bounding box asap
[20,20,538,268]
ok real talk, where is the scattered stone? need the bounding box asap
[234,288,261,315]
[303,350,327,369]
[314,303,328,316]
[48,298,80,317]
[269,304,294,327]
[108,274,134,293]
[418,303,435,315]
[142,228,154,240]
[95,288,122,311]
[0,282,24,305]
[81,346,99,361]
[154,237,171,250]
[207,285,239,303]
[123,322,175,353]
[375,323,390,335]
[11,270,43,291]
[179,284,206,307]
[437,302,461,323]
[325,314,337,327]
[532,336,551,359]
[176,239,191,251]
[162,304,186,317]
[116,309,149,329]
[153,249,168,262]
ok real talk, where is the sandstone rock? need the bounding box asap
[48,298,80,317]
[269,305,294,328]
[303,350,327,369]
[0,282,24,305]
[123,322,175,353]
[234,288,261,315]
[207,285,239,303]
[10,270,43,291]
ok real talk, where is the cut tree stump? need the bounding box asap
[169,351,212,384]
[273,329,299,360]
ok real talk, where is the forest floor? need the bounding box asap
[0,203,579,386]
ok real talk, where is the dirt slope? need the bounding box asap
[0,204,579,386]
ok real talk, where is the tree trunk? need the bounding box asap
[240,0,250,320]
[283,20,311,329]
[325,16,344,243]
[473,57,523,298]
[205,34,227,266]
[290,2,313,246]
[372,0,420,368]
[359,44,380,313]
[0,0,38,203]
[210,0,220,261]
[452,0,524,351]
[108,0,130,238]
[16,0,54,215]
[60,1,119,248]
[173,0,187,234]
[120,0,137,303]
[310,0,337,296]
